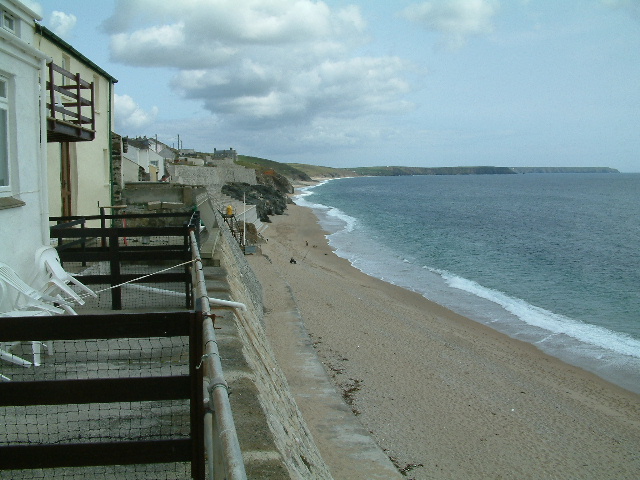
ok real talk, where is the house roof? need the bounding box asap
[127,138,152,150]
[35,24,118,83]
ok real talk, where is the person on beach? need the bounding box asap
[290,257,297,264]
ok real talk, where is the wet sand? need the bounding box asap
[247,202,640,480]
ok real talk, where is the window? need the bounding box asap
[2,12,16,33]
[2,11,16,34]
[61,54,71,87]
[93,74,100,112]
[0,76,9,189]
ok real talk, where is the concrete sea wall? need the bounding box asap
[213,213,332,479]
[169,164,257,186]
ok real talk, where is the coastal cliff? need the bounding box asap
[510,167,620,174]
[351,165,516,176]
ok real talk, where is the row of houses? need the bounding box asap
[2,0,112,281]
[1,0,241,280]
[0,4,255,475]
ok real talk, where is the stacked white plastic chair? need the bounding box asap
[34,246,97,309]
[1,248,96,379]
[0,262,68,375]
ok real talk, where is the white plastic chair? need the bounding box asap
[0,310,50,368]
[0,276,58,379]
[0,261,69,314]
[34,246,97,305]
[1,260,83,379]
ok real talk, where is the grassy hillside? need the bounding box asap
[286,163,360,178]
[236,155,312,181]
[352,166,516,176]
[245,159,619,180]
[287,164,516,177]
[288,163,514,178]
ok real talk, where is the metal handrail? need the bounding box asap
[189,230,246,479]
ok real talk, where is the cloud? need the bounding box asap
[172,56,411,126]
[602,0,640,22]
[103,0,411,136]
[400,0,498,49]
[114,94,159,131]
[49,11,77,39]
[103,0,365,68]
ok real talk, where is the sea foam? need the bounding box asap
[435,269,640,359]
[295,176,640,393]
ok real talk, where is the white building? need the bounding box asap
[0,0,51,280]
[34,25,117,219]
[123,137,165,181]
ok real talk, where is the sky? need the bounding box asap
[29,0,640,172]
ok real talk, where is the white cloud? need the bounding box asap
[104,0,365,67]
[49,11,77,39]
[172,55,411,126]
[103,0,364,43]
[103,0,411,137]
[400,0,498,49]
[602,0,640,22]
[114,94,159,131]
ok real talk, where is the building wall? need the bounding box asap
[122,144,164,180]
[122,157,142,184]
[168,164,257,186]
[35,32,115,217]
[0,0,50,281]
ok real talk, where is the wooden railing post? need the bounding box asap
[190,312,206,480]
[90,82,96,132]
[81,218,87,267]
[74,72,81,129]
[109,228,122,310]
[48,62,55,121]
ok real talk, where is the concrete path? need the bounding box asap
[250,254,403,480]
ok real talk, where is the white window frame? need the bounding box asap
[0,75,10,193]
[1,10,18,36]
[93,74,100,113]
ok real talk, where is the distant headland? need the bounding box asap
[509,167,619,174]
[233,155,620,185]
[278,161,620,180]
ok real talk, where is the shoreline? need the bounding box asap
[298,177,640,395]
[248,201,639,479]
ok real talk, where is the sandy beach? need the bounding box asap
[247,201,639,480]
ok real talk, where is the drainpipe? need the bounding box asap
[122,283,248,311]
[108,81,114,207]
[39,57,51,245]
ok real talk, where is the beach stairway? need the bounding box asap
[198,227,221,264]
[199,195,257,263]
[202,266,289,477]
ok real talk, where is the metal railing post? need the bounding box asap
[189,230,246,479]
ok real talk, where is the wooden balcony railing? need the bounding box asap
[46,62,96,142]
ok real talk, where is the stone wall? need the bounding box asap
[168,164,257,186]
[122,183,207,207]
[214,211,332,479]
[111,133,124,205]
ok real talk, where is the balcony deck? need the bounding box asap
[46,62,95,143]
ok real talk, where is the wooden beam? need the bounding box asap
[0,440,192,469]
[0,312,193,342]
[0,376,191,407]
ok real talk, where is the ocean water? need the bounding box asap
[295,174,640,394]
